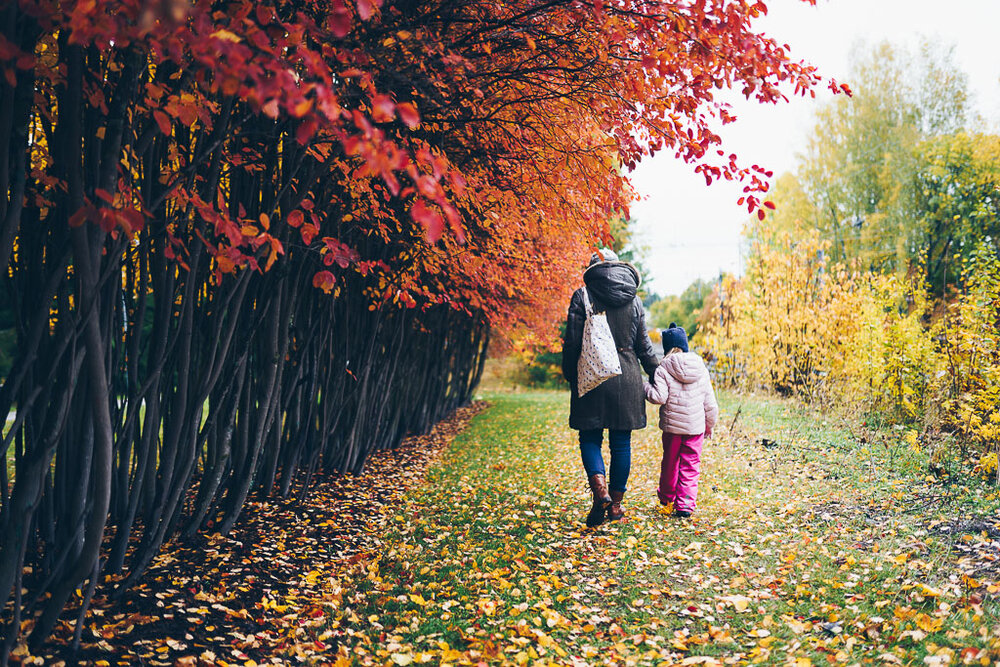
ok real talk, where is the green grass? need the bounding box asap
[321,390,1000,665]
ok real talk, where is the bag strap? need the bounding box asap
[581,287,594,316]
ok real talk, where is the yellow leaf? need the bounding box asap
[722,594,751,612]
[917,584,942,598]
[914,613,943,633]
[211,29,242,43]
[893,606,914,620]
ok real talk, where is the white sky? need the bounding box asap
[630,0,1000,296]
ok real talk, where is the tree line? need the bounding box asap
[702,41,1000,481]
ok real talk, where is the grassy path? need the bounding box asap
[326,391,1000,666]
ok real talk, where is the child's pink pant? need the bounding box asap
[657,432,704,512]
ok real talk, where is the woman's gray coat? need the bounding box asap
[561,261,659,431]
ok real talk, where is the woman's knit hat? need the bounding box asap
[661,323,689,353]
[583,248,642,286]
[588,248,619,266]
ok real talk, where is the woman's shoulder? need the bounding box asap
[624,294,644,314]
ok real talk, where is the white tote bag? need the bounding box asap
[576,287,622,397]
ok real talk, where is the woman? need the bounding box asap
[561,249,659,527]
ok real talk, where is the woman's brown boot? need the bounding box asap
[586,474,612,527]
[607,490,625,521]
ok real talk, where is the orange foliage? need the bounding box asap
[2,0,833,337]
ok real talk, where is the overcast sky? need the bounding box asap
[630,0,1000,296]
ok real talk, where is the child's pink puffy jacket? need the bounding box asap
[643,352,719,435]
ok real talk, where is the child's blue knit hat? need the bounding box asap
[661,323,689,353]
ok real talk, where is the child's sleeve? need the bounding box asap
[644,365,670,405]
[703,375,719,436]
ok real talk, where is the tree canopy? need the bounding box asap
[780,40,972,273]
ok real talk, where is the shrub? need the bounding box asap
[703,228,1000,479]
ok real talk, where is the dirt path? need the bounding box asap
[322,390,1000,666]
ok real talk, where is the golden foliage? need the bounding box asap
[704,224,1000,473]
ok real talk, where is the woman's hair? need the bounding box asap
[666,347,684,356]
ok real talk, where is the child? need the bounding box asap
[643,323,718,517]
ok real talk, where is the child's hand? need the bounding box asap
[644,374,668,405]
[705,429,712,439]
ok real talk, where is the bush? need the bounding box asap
[701,224,1000,479]
[509,331,568,389]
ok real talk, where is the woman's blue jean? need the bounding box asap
[579,429,631,493]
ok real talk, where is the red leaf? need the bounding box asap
[68,209,87,227]
[295,118,317,145]
[356,0,376,20]
[370,94,395,123]
[119,208,145,235]
[262,99,280,119]
[411,200,443,243]
[312,270,336,293]
[98,209,118,233]
[269,236,284,256]
[763,200,776,210]
[301,222,319,245]
[397,102,420,129]
[153,110,171,135]
[329,0,352,38]
[757,209,766,220]
[322,237,359,268]
[287,210,304,227]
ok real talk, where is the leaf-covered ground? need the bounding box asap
[10,403,490,666]
[322,391,1000,666]
[14,391,1000,666]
